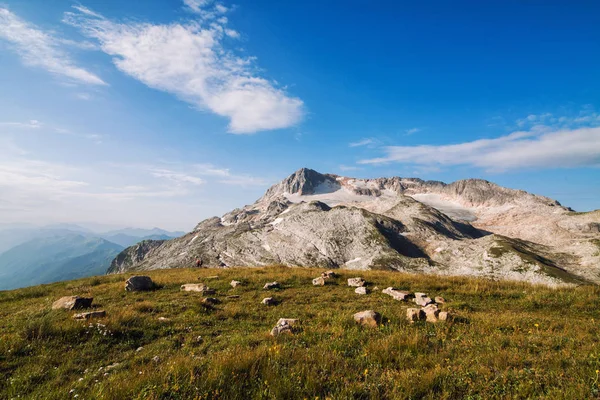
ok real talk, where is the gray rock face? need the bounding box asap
[108,168,599,286]
[406,308,425,322]
[52,296,93,310]
[414,293,434,307]
[125,276,154,291]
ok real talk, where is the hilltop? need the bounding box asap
[1,266,600,399]
[110,168,600,286]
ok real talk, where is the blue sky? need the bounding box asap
[0,0,599,231]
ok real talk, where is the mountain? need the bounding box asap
[0,234,123,290]
[109,168,600,286]
[99,232,184,248]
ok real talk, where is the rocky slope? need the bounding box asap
[109,168,600,285]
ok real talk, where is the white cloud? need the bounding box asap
[349,138,374,147]
[0,7,106,85]
[151,169,205,185]
[64,3,304,134]
[0,120,42,129]
[359,126,600,171]
[405,128,420,135]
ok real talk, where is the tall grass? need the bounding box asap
[1,266,599,399]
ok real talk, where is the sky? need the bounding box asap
[0,0,599,231]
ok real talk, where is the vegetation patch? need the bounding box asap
[1,266,600,399]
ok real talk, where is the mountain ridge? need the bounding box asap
[109,168,600,286]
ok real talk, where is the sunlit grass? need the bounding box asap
[1,265,600,399]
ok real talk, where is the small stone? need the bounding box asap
[157,317,170,322]
[435,296,446,304]
[202,297,221,305]
[262,297,277,306]
[373,286,379,291]
[195,336,203,343]
[312,277,326,286]
[422,304,440,322]
[181,283,215,294]
[406,308,425,323]
[438,311,450,321]
[73,310,106,320]
[263,281,281,290]
[382,287,414,301]
[321,270,338,279]
[152,356,160,363]
[353,310,381,327]
[270,318,299,336]
[136,347,144,352]
[347,277,365,287]
[355,287,368,295]
[125,276,154,292]
[52,296,93,310]
[230,280,242,288]
[414,293,434,307]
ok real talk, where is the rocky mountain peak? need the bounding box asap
[261,168,340,200]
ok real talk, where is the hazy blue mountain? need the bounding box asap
[99,233,179,247]
[101,227,185,238]
[0,234,123,290]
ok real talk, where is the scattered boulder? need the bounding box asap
[406,308,425,323]
[382,288,413,301]
[414,293,434,307]
[52,296,93,310]
[312,277,326,286]
[353,310,381,327]
[202,297,221,305]
[262,297,277,306]
[355,287,368,295]
[422,304,440,323]
[438,311,450,321]
[263,282,281,290]
[73,310,106,320]
[347,277,365,287]
[230,280,242,288]
[125,276,154,292]
[435,296,446,304]
[181,284,215,294]
[270,318,299,336]
[321,270,338,279]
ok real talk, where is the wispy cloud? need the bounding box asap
[349,138,375,147]
[151,169,205,185]
[0,120,42,129]
[404,127,420,135]
[359,126,600,171]
[63,2,304,134]
[0,7,106,85]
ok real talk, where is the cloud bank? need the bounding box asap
[360,126,600,171]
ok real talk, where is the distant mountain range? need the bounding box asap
[0,225,184,290]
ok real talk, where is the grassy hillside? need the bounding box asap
[1,266,600,399]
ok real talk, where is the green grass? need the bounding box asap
[1,266,600,399]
